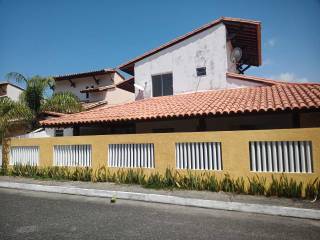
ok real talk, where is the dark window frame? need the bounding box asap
[196,67,206,76]
[55,129,64,137]
[152,72,173,97]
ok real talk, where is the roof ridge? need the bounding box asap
[227,72,320,86]
[226,72,282,85]
[53,68,117,80]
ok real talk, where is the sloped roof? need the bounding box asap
[226,72,285,86]
[41,82,320,127]
[0,82,25,91]
[53,68,120,81]
[81,100,108,110]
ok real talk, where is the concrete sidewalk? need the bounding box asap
[0,176,319,220]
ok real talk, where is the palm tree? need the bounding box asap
[41,92,83,114]
[6,72,54,115]
[6,72,83,128]
[0,97,33,173]
[0,97,33,137]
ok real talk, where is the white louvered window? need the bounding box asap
[175,142,222,170]
[54,145,92,167]
[10,146,39,166]
[108,144,154,168]
[249,141,313,173]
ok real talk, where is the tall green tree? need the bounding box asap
[0,97,33,138]
[6,72,54,115]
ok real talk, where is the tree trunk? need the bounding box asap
[1,130,10,175]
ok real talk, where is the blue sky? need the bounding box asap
[0,0,319,85]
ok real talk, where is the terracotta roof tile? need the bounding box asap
[41,83,320,127]
[81,100,108,110]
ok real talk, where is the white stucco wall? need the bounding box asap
[134,23,232,99]
[89,91,107,102]
[106,87,135,106]
[6,84,23,101]
[113,72,125,84]
[13,127,73,138]
[134,23,259,99]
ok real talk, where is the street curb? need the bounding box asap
[0,181,319,220]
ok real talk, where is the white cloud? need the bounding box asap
[272,72,309,83]
[267,38,276,47]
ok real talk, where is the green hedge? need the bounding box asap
[1,165,319,200]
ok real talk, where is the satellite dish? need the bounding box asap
[134,83,144,91]
[230,47,242,63]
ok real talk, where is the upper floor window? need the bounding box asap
[196,67,206,76]
[152,73,173,97]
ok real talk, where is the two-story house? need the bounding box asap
[119,17,262,99]
[0,82,24,101]
[41,17,320,135]
[54,68,134,110]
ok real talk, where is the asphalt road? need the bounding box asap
[0,188,319,240]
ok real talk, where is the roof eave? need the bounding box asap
[116,77,135,93]
[54,69,117,81]
[80,85,115,93]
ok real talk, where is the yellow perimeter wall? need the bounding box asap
[6,128,320,184]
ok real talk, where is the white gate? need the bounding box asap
[250,141,313,173]
[175,142,222,170]
[53,145,92,167]
[108,144,154,168]
[10,146,39,166]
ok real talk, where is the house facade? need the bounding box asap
[54,69,134,110]
[41,17,320,135]
[0,82,24,101]
[5,17,320,187]
[119,17,262,99]
[44,68,135,137]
